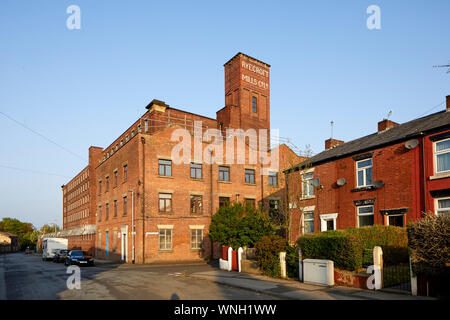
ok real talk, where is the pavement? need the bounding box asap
[187,269,435,300]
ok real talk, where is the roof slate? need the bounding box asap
[287,110,450,172]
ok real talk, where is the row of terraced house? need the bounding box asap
[57,52,450,263]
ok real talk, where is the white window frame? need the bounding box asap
[302,209,315,235]
[320,213,338,231]
[357,205,374,227]
[434,138,450,174]
[190,228,203,250]
[301,171,315,198]
[158,228,173,251]
[435,197,450,216]
[356,158,373,187]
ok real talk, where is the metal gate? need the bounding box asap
[382,262,411,293]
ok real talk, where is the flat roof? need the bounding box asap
[223,52,271,68]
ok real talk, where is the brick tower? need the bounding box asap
[217,53,271,142]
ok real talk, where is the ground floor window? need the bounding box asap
[357,205,374,227]
[244,198,255,208]
[159,229,172,251]
[190,229,203,250]
[387,214,404,227]
[303,212,314,234]
[436,197,450,216]
[219,197,230,208]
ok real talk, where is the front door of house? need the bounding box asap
[105,231,109,257]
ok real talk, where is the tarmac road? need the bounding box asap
[0,252,277,300]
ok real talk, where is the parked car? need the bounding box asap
[53,249,69,263]
[65,250,94,266]
[24,247,32,254]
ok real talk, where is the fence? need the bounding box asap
[0,244,18,253]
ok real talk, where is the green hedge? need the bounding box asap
[255,235,287,278]
[297,226,408,271]
[345,225,409,266]
[297,231,362,271]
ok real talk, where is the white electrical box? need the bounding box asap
[303,259,334,286]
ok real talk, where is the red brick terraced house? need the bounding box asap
[284,95,450,243]
[61,53,301,263]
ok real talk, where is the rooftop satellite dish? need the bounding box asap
[373,180,385,189]
[337,178,346,186]
[405,139,419,150]
[312,178,320,187]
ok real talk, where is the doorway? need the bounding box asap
[120,226,128,262]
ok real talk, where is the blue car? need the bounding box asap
[65,250,94,266]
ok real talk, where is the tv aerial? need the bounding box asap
[386,110,392,120]
[433,62,450,73]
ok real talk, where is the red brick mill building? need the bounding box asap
[285,95,450,242]
[60,53,301,263]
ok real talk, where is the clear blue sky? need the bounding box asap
[0,0,449,229]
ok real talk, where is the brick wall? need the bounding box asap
[288,141,420,243]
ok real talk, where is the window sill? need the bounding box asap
[158,175,174,179]
[429,172,450,180]
[351,186,375,192]
[158,250,173,253]
[190,178,203,182]
[190,248,203,252]
[159,212,174,215]
[218,180,231,184]
[269,184,279,188]
[244,183,256,186]
[300,196,315,200]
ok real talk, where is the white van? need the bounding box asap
[42,238,68,261]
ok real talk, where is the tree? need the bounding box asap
[40,223,60,234]
[208,202,275,249]
[0,217,36,249]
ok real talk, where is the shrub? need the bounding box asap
[255,235,287,278]
[407,213,450,276]
[297,231,361,271]
[286,245,299,279]
[208,202,275,249]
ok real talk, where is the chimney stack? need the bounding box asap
[378,119,399,132]
[446,95,450,112]
[325,138,344,150]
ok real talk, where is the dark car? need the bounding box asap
[65,250,94,266]
[53,249,69,263]
[24,247,32,254]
